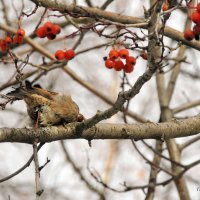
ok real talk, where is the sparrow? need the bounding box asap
[7,81,84,127]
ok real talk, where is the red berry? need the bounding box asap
[13,36,24,44]
[43,22,54,33]
[140,51,148,60]
[105,59,115,69]
[191,12,200,25]
[126,56,136,66]
[119,49,129,59]
[0,40,7,52]
[46,33,56,40]
[4,36,12,45]
[55,50,65,60]
[124,64,134,73]
[51,25,61,35]
[114,59,124,71]
[36,27,46,38]
[184,30,194,41]
[197,3,200,13]
[16,28,25,37]
[65,49,75,60]
[109,49,119,60]
[13,36,18,45]
[162,4,169,11]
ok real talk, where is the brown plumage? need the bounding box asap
[7,81,82,126]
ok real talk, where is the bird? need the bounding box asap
[7,81,84,127]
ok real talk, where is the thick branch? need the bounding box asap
[0,115,200,143]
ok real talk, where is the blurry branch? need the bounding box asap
[126,158,200,192]
[166,45,186,104]
[100,0,114,10]
[0,23,55,60]
[180,69,200,79]
[63,67,147,123]
[18,41,109,58]
[185,159,200,174]
[0,19,74,57]
[0,57,49,70]
[0,61,63,92]
[87,145,200,193]
[142,140,185,168]
[85,0,93,7]
[172,99,200,114]
[60,141,105,200]
[179,135,200,151]
[33,141,44,197]
[0,143,44,183]
[88,166,148,193]
[131,140,174,176]
[29,0,200,51]
[0,69,38,91]
[76,42,110,55]
[31,62,65,82]
[1,182,70,199]
[64,14,80,30]
[0,0,11,25]
[33,7,47,32]
[144,1,164,199]
[102,141,118,186]
[144,140,163,200]
[0,115,200,143]
[157,10,193,200]
[87,152,148,193]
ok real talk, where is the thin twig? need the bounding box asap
[60,141,105,200]
[0,143,44,183]
[100,0,114,10]
[142,140,186,168]
[179,135,200,151]
[131,140,174,176]
[33,141,44,198]
[172,99,200,114]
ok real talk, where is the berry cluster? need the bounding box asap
[184,3,200,41]
[0,28,25,52]
[55,49,75,61]
[35,22,75,61]
[104,48,136,73]
[0,36,12,52]
[36,22,61,40]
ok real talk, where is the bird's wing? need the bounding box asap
[25,80,58,100]
[24,93,52,122]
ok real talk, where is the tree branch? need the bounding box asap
[29,0,200,51]
[0,115,200,143]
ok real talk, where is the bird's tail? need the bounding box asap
[6,85,27,99]
[6,80,35,99]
